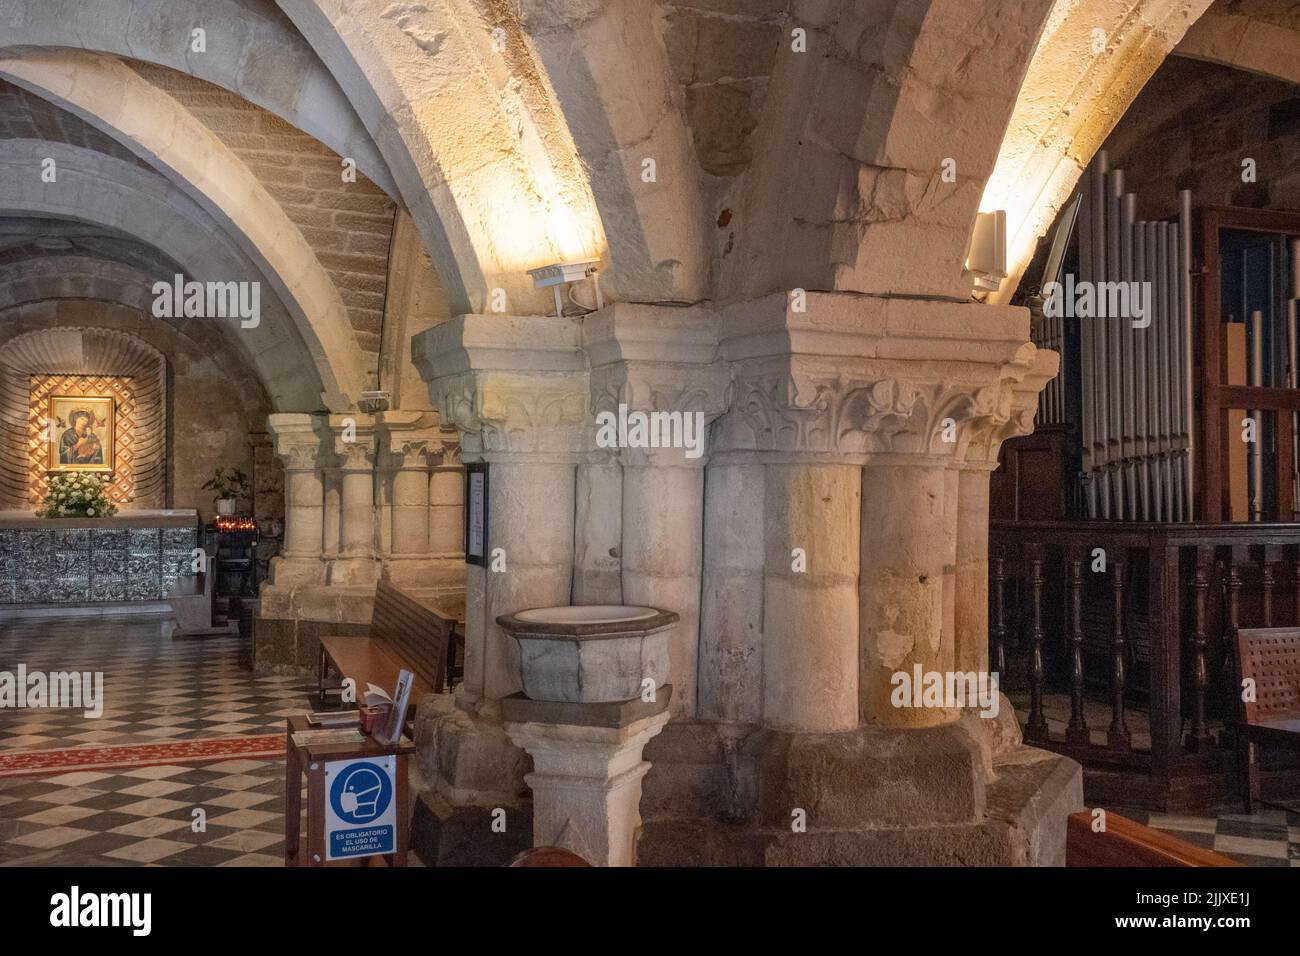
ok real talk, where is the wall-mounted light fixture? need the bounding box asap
[527,259,603,317]
[358,390,390,414]
[965,209,1008,292]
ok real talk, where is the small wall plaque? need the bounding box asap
[464,462,489,566]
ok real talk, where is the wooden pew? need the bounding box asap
[317,580,455,707]
[1235,627,1300,812]
[1066,811,1245,866]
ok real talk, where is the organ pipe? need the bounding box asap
[1059,155,1196,521]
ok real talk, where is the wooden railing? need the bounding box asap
[991,520,1300,800]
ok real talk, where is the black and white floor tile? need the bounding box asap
[0,612,314,866]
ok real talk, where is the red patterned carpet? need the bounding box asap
[0,734,285,778]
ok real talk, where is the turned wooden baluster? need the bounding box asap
[1261,551,1276,628]
[991,555,1007,679]
[1066,550,1089,747]
[1293,546,1300,625]
[1026,543,1049,742]
[1107,555,1131,752]
[1189,545,1216,753]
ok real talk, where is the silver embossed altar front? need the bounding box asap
[0,510,199,605]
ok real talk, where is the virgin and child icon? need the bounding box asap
[47,396,114,472]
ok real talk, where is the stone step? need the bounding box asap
[637,745,1082,866]
[641,720,747,823]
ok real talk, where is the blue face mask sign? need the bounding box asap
[324,757,396,860]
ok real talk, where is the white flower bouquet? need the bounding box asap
[37,473,118,519]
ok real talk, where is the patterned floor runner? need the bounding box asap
[0,735,284,778]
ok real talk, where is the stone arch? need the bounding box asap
[276,0,608,315]
[0,51,367,411]
[1177,9,1300,87]
[981,0,1214,303]
[0,0,397,197]
[0,140,328,411]
[0,324,166,509]
[519,1,711,304]
[0,255,267,420]
[721,0,1057,304]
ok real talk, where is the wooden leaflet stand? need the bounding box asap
[283,714,415,866]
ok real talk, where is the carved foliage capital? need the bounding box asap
[431,370,589,455]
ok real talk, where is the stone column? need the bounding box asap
[326,414,378,586]
[764,461,861,731]
[952,350,1059,678]
[859,456,955,728]
[266,413,325,587]
[411,314,588,836]
[583,305,730,718]
[321,471,341,560]
[710,293,1050,738]
[374,410,457,589]
[706,417,862,732]
[428,452,464,559]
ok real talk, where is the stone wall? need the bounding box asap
[1103,56,1300,219]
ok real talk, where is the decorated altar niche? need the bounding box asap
[27,373,140,509]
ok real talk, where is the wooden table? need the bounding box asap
[283,714,416,867]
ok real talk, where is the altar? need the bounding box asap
[0,509,199,605]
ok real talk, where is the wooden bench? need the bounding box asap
[317,580,456,707]
[1066,811,1245,866]
[1235,627,1300,812]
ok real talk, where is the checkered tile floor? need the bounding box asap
[0,613,311,750]
[1112,807,1300,867]
[0,759,291,866]
[0,612,315,866]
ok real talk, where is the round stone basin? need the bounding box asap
[513,605,659,627]
[497,605,679,703]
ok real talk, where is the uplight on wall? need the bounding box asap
[527,259,603,317]
[965,209,1008,292]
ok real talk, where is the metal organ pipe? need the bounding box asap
[1078,160,1097,516]
[1108,169,1125,518]
[1251,309,1264,522]
[1093,153,1111,518]
[1070,155,1195,522]
[1179,191,1195,520]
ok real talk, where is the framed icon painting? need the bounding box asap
[48,396,115,473]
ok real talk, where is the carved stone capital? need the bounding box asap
[713,293,1047,462]
[374,410,455,471]
[583,309,729,465]
[268,412,325,473]
[319,413,376,471]
[413,314,590,458]
[956,346,1060,469]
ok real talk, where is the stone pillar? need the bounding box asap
[374,410,458,589]
[428,455,464,559]
[952,350,1059,680]
[859,457,954,728]
[583,304,729,718]
[266,413,325,587]
[954,466,993,675]
[321,471,341,560]
[326,415,378,586]
[572,461,622,605]
[671,293,1082,866]
[763,461,861,732]
[411,314,588,842]
[698,460,765,724]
